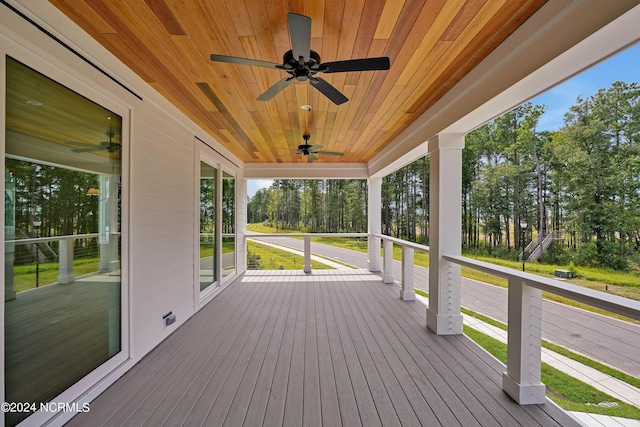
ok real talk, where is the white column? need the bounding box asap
[400,246,415,300]
[383,239,393,284]
[304,236,311,273]
[237,177,247,273]
[502,277,546,404]
[57,238,75,284]
[368,177,382,272]
[427,134,464,335]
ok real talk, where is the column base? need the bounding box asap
[426,309,463,335]
[502,372,546,404]
[57,273,76,285]
[400,289,415,301]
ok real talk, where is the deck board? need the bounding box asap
[66,269,579,427]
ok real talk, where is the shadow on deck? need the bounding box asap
[67,269,578,426]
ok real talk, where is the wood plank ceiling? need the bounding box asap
[48,0,547,164]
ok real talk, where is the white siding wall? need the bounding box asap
[0,1,244,419]
[129,103,198,359]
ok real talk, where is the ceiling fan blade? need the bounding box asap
[310,77,348,105]
[71,147,102,153]
[322,57,391,73]
[257,77,295,101]
[308,153,318,161]
[67,141,95,148]
[288,13,311,63]
[210,54,281,69]
[316,151,344,156]
[308,144,323,151]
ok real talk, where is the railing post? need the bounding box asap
[502,277,546,404]
[57,238,75,284]
[383,239,393,284]
[304,236,311,273]
[401,246,415,300]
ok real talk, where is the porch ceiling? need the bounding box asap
[47,0,546,164]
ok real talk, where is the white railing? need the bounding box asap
[5,233,118,292]
[443,253,640,404]
[245,232,368,273]
[372,233,639,404]
[373,233,430,301]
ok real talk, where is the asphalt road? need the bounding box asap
[250,234,640,378]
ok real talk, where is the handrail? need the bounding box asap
[371,233,639,404]
[246,232,368,238]
[371,233,429,301]
[443,254,640,321]
[521,230,564,262]
[5,232,117,291]
[5,233,100,245]
[244,232,368,273]
[372,233,430,253]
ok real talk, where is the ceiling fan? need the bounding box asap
[210,13,390,105]
[278,134,344,161]
[67,130,121,158]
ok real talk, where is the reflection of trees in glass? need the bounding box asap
[7,158,99,237]
[200,177,215,235]
[222,176,235,234]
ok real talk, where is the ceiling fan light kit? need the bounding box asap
[277,133,344,162]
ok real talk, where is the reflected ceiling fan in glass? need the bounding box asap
[67,129,121,159]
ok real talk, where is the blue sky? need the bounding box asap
[532,43,640,131]
[247,178,274,199]
[247,44,639,198]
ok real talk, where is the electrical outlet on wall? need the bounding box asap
[163,311,176,327]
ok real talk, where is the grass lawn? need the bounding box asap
[414,287,640,418]
[247,240,333,270]
[464,326,640,419]
[11,258,101,292]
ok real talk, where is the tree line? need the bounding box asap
[6,159,102,264]
[6,159,99,238]
[247,81,640,270]
[247,179,368,232]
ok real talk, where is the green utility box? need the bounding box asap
[554,269,574,279]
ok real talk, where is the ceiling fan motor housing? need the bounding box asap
[282,50,323,81]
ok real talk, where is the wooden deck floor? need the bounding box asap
[67,269,578,427]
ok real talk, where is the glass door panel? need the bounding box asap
[221,171,235,279]
[4,56,122,426]
[199,161,217,290]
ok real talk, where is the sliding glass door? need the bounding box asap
[4,56,123,426]
[197,145,237,300]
